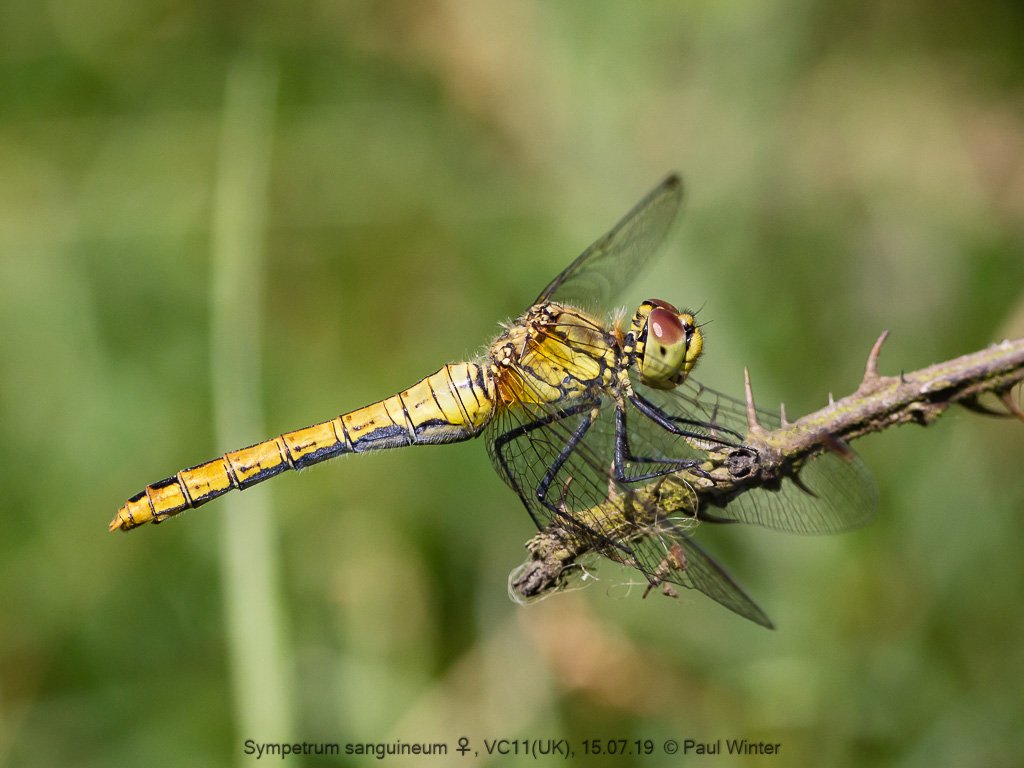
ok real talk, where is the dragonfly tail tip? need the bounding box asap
[108,509,133,533]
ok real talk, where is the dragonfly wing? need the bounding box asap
[633,378,878,533]
[486,394,619,534]
[620,525,775,628]
[702,449,878,532]
[534,174,684,310]
[486,387,777,627]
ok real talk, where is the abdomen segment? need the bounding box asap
[110,362,493,531]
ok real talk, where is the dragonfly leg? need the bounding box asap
[629,392,745,445]
[492,400,631,555]
[534,409,634,556]
[492,400,597,531]
[612,403,706,483]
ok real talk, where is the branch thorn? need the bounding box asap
[821,431,856,462]
[744,367,764,434]
[959,394,1009,417]
[863,330,889,385]
[1001,389,1024,422]
[779,402,789,427]
[790,471,819,499]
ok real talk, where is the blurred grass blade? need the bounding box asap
[210,55,293,746]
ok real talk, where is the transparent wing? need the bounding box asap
[488,367,876,626]
[490,368,876,535]
[632,377,878,533]
[618,521,775,628]
[485,368,775,627]
[534,174,684,310]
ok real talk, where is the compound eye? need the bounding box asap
[648,307,684,345]
[646,298,680,314]
[640,307,690,389]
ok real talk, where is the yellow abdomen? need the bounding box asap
[110,363,494,532]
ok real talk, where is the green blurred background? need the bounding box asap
[2,2,1023,766]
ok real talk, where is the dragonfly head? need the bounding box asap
[631,299,703,389]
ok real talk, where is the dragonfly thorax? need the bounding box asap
[629,299,703,390]
[489,302,621,406]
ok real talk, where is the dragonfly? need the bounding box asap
[111,174,875,627]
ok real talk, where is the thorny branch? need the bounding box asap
[752,332,1024,465]
[511,334,1024,603]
